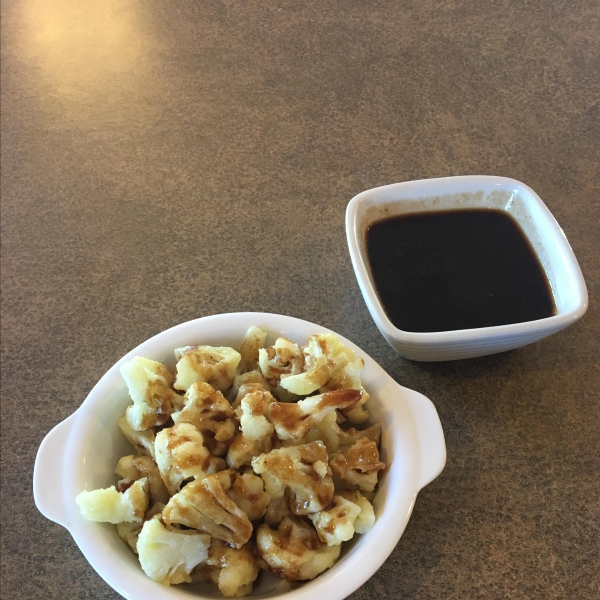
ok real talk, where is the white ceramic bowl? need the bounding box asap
[33,312,446,600]
[346,176,588,362]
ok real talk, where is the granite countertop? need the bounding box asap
[1,1,598,598]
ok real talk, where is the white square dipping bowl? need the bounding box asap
[345,176,588,362]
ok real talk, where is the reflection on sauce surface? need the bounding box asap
[366,209,556,333]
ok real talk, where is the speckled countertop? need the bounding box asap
[1,1,599,599]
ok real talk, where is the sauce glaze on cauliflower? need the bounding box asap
[76,327,386,597]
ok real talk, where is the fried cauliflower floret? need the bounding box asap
[226,432,272,470]
[303,413,382,456]
[172,382,237,444]
[76,478,149,523]
[196,539,259,597]
[338,421,381,449]
[207,455,228,474]
[155,423,211,496]
[330,437,385,493]
[118,416,157,459]
[114,455,170,505]
[162,471,253,549]
[320,355,364,393]
[251,441,334,515]
[174,346,241,392]
[236,387,276,442]
[258,337,304,383]
[337,490,376,534]
[269,389,362,443]
[120,357,183,431]
[278,333,357,396]
[263,495,293,527]
[228,372,271,403]
[116,502,165,552]
[226,471,271,521]
[257,517,341,581]
[338,388,370,424]
[137,516,210,585]
[237,326,267,374]
[308,495,362,546]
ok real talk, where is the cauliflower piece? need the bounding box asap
[120,357,182,431]
[162,472,253,549]
[338,421,381,449]
[269,389,362,443]
[116,520,143,552]
[155,423,211,496]
[207,455,228,474]
[116,502,165,552]
[173,346,241,392]
[258,337,304,383]
[338,387,370,424]
[226,470,271,521]
[251,441,334,515]
[137,516,211,585]
[302,413,381,456]
[236,387,276,442]
[256,517,341,581]
[197,539,259,597]
[308,495,361,546]
[76,478,149,523]
[114,455,170,505]
[337,490,376,534]
[320,356,364,393]
[172,382,237,444]
[263,495,293,527]
[270,383,300,403]
[118,416,156,459]
[279,333,358,396]
[226,432,272,470]
[237,326,267,373]
[228,372,271,403]
[330,437,385,493]
[277,356,330,396]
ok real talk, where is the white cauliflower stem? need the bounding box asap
[137,517,210,585]
[76,478,149,523]
[117,416,156,459]
[237,326,267,373]
[120,357,182,431]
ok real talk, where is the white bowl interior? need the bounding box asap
[39,313,444,600]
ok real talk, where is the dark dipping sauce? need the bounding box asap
[366,209,556,333]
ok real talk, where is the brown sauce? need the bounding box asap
[366,209,556,333]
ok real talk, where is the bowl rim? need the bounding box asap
[345,175,588,345]
[33,312,446,600]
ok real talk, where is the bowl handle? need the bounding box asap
[33,414,76,529]
[404,391,446,490]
